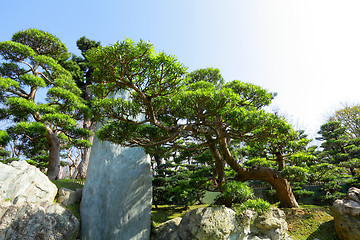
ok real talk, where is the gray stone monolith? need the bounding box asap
[81,136,152,240]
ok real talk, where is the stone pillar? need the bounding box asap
[80,136,152,240]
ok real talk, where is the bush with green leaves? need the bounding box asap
[214,181,254,206]
[152,163,213,209]
[315,180,346,204]
[293,189,314,199]
[238,199,271,213]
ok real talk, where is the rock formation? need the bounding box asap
[151,206,292,240]
[333,187,360,240]
[0,160,58,205]
[58,187,82,206]
[0,161,79,239]
[81,137,152,240]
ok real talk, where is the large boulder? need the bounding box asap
[0,197,79,240]
[0,161,58,205]
[152,206,291,240]
[333,187,360,240]
[0,161,79,240]
[254,207,289,240]
[81,138,152,240]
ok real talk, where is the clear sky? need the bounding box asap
[2,0,360,140]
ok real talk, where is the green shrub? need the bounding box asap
[214,181,254,205]
[152,164,212,208]
[238,199,271,213]
[317,192,346,204]
[293,189,314,198]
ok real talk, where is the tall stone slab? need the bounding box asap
[81,136,152,240]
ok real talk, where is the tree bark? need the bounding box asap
[235,166,299,208]
[45,129,61,180]
[77,121,96,179]
[218,137,299,208]
[275,152,285,171]
[207,139,225,187]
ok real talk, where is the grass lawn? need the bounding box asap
[51,179,85,191]
[283,205,338,240]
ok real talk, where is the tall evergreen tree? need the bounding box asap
[0,29,90,179]
[329,104,360,139]
[86,40,299,207]
[64,36,101,179]
[317,121,360,176]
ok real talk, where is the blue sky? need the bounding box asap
[2,1,360,139]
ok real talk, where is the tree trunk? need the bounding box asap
[235,166,298,208]
[224,197,233,208]
[46,129,61,180]
[77,121,96,179]
[218,137,299,208]
[275,152,285,171]
[207,139,225,187]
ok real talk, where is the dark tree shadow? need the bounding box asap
[306,220,339,240]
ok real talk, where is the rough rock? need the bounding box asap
[0,161,58,205]
[0,196,79,240]
[58,187,82,206]
[253,208,289,240]
[333,187,360,240]
[0,161,79,240]
[81,136,152,240]
[151,206,291,240]
[151,217,182,240]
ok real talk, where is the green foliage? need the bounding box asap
[19,74,46,88]
[281,166,310,185]
[317,121,349,164]
[12,29,69,60]
[88,38,302,207]
[7,122,47,159]
[184,68,224,86]
[0,157,19,164]
[293,189,314,199]
[214,181,254,205]
[313,179,346,204]
[0,130,10,147]
[238,199,271,213]
[318,192,346,204]
[244,158,276,168]
[329,104,360,138]
[88,38,187,99]
[153,163,213,208]
[0,29,92,178]
[26,159,48,171]
[0,149,10,160]
[316,121,360,185]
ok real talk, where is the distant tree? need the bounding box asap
[63,36,101,179]
[87,40,299,207]
[0,29,90,179]
[246,129,311,171]
[317,121,360,176]
[150,143,218,208]
[6,122,48,166]
[329,104,360,138]
[0,130,10,161]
